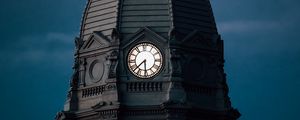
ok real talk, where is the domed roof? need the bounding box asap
[80,0,218,41]
[80,0,118,41]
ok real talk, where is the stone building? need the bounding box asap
[56,0,240,119]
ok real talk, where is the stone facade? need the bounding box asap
[56,0,240,119]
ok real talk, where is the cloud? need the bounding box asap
[15,32,74,49]
[218,20,282,33]
[212,0,300,34]
[0,32,75,67]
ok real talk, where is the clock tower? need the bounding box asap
[56,0,240,120]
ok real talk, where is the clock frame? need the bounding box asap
[127,43,163,78]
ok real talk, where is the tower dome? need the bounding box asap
[80,0,218,41]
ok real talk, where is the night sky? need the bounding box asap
[0,0,299,119]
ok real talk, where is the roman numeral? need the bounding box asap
[154,52,159,56]
[155,58,161,62]
[149,47,153,52]
[131,65,137,70]
[144,70,148,77]
[129,59,135,63]
[135,47,140,53]
[134,67,139,73]
[153,64,159,69]
[142,45,147,51]
[138,69,142,75]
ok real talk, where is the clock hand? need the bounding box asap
[144,59,147,76]
[144,60,147,70]
[134,59,146,71]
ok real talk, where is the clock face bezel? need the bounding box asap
[127,42,163,79]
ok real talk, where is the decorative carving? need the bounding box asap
[184,84,217,96]
[92,101,107,109]
[89,59,105,83]
[92,102,119,119]
[108,51,118,78]
[107,84,117,91]
[70,58,80,88]
[75,37,84,50]
[170,49,182,76]
[181,30,217,49]
[169,28,185,44]
[121,27,167,49]
[80,31,111,50]
[79,58,87,86]
[82,84,117,98]
[127,82,163,92]
[55,111,74,120]
[98,110,118,119]
[111,28,120,44]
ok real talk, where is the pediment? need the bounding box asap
[121,27,167,49]
[80,31,110,50]
[181,30,218,49]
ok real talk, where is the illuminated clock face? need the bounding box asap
[128,43,163,78]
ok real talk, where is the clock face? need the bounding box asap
[128,43,163,78]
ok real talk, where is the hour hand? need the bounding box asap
[135,59,146,71]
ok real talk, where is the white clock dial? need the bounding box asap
[128,43,163,78]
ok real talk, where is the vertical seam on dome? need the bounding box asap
[117,0,124,38]
[168,0,175,40]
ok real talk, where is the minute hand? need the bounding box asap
[144,59,146,70]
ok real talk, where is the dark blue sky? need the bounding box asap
[0,0,299,119]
